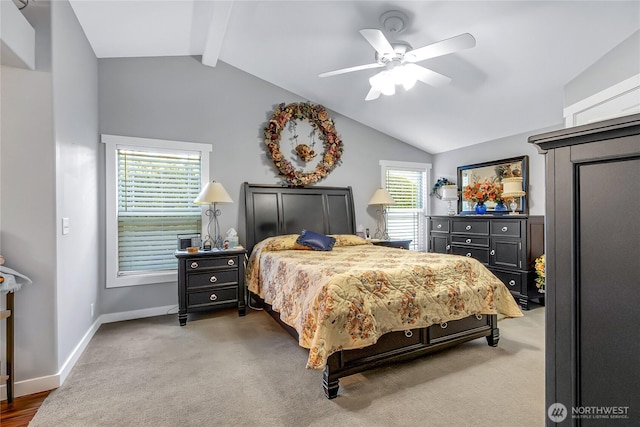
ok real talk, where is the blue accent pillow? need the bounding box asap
[296,230,336,251]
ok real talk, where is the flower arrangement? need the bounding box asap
[264,102,343,186]
[463,179,502,204]
[431,177,455,199]
[535,254,545,292]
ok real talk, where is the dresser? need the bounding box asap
[175,248,246,326]
[428,215,544,310]
[530,113,639,424]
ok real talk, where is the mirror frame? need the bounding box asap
[457,155,529,215]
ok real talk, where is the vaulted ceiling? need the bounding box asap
[68,1,640,153]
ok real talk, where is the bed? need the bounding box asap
[243,183,523,398]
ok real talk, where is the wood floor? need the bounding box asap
[1,391,51,427]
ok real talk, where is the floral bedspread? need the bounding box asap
[246,234,523,370]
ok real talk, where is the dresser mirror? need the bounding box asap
[457,155,528,215]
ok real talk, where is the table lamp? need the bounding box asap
[368,188,396,240]
[194,181,233,249]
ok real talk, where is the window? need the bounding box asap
[103,135,211,287]
[380,160,432,251]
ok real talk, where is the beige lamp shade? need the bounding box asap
[194,181,233,204]
[441,185,458,201]
[368,188,396,206]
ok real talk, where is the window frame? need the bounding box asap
[102,134,211,288]
[379,160,432,251]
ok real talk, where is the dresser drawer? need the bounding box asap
[187,256,240,271]
[490,269,524,294]
[429,314,489,341]
[187,269,239,289]
[491,221,521,237]
[451,235,489,247]
[452,220,489,235]
[187,287,238,307]
[451,245,489,264]
[430,218,450,233]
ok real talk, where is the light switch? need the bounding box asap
[62,217,70,235]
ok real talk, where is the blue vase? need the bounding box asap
[495,201,507,212]
[475,202,487,215]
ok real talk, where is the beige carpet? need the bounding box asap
[30,305,545,427]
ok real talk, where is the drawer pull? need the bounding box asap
[501,226,508,232]
[209,293,218,301]
[190,262,199,269]
[466,252,472,257]
[440,322,448,329]
[475,314,483,320]
[490,249,495,256]
[465,225,472,231]
[508,280,516,286]
[404,330,413,338]
[437,224,442,229]
[209,275,218,283]
[446,245,451,250]
[227,259,235,266]
[465,238,472,243]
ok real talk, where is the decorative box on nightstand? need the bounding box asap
[370,239,412,250]
[174,248,246,326]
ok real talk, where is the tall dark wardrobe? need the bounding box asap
[529,113,640,426]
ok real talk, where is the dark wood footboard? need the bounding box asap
[255,294,499,399]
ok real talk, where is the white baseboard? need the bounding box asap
[0,304,178,401]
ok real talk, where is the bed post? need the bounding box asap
[323,354,341,399]
[485,314,500,347]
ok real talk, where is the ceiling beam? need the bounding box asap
[201,1,234,67]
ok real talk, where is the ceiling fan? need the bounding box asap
[318,11,476,101]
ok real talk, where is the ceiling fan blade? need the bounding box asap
[318,62,383,78]
[359,29,394,57]
[407,64,452,87]
[365,87,381,101]
[405,33,476,63]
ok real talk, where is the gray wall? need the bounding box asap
[97,56,433,314]
[51,0,100,369]
[430,126,560,217]
[1,1,57,382]
[565,30,640,106]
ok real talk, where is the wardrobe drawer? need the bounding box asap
[452,220,489,235]
[451,245,489,264]
[451,235,489,247]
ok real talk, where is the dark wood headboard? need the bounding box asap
[243,183,356,253]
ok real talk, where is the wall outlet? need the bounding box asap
[90,303,94,317]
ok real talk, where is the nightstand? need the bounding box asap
[371,239,412,250]
[175,248,246,326]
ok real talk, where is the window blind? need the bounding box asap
[117,149,201,274]
[384,168,426,251]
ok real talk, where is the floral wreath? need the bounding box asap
[264,102,343,186]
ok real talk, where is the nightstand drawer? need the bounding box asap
[451,235,489,247]
[187,269,238,289]
[187,256,240,271]
[451,245,489,264]
[452,220,489,235]
[188,287,238,307]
